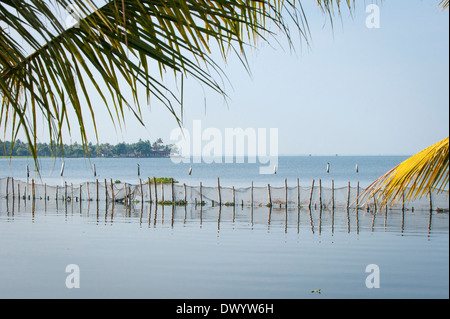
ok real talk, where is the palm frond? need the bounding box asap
[1,0,308,163]
[359,137,449,209]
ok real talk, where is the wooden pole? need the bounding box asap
[140,178,144,202]
[402,192,405,212]
[200,181,203,206]
[153,177,158,204]
[12,177,15,200]
[331,180,334,210]
[161,181,164,202]
[105,179,108,202]
[171,178,174,203]
[96,179,99,202]
[64,181,67,201]
[148,177,152,203]
[251,181,254,207]
[124,183,128,207]
[297,178,300,207]
[31,179,35,200]
[267,184,272,207]
[71,183,74,201]
[79,184,82,203]
[86,182,90,201]
[6,177,9,201]
[308,179,315,209]
[110,179,115,202]
[318,179,322,209]
[284,178,288,207]
[217,177,221,206]
[356,181,360,210]
[346,181,350,210]
[429,191,432,212]
[232,186,235,206]
[184,183,187,204]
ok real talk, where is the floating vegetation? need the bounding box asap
[151,177,178,184]
[157,200,186,206]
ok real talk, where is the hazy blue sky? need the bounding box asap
[30,1,450,156]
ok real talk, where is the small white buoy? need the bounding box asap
[326,163,330,173]
[189,166,192,175]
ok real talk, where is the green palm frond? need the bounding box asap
[0,0,447,168]
[359,137,449,209]
[1,0,312,165]
[439,0,449,10]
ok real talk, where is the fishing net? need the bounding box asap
[0,177,448,211]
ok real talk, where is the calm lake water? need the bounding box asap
[0,155,409,188]
[0,156,448,299]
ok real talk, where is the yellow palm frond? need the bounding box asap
[359,137,449,209]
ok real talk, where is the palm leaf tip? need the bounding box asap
[359,137,449,209]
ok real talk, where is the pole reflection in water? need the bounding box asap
[0,197,446,236]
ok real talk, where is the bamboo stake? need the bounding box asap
[297,178,300,207]
[161,181,164,202]
[318,179,322,209]
[31,179,35,200]
[12,177,14,200]
[64,182,67,201]
[251,181,254,207]
[402,192,405,212]
[308,179,315,209]
[79,184,82,203]
[110,179,115,202]
[171,178,174,203]
[96,179,99,202]
[6,177,9,201]
[217,177,221,206]
[148,177,152,203]
[267,184,272,207]
[429,191,432,212]
[105,179,108,202]
[356,181,360,210]
[284,178,288,207]
[86,182,90,201]
[331,180,335,210]
[346,181,350,210]
[200,181,203,206]
[140,178,144,202]
[153,177,158,204]
[232,186,235,206]
[124,183,128,208]
[184,183,187,204]
[71,183,73,201]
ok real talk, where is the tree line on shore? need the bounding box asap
[0,139,177,158]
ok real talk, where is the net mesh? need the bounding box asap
[0,177,448,211]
